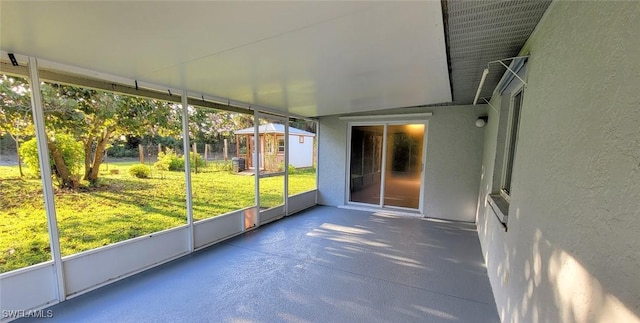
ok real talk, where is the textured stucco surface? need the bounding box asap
[476,2,640,322]
[318,105,486,222]
[317,115,348,206]
[422,106,486,221]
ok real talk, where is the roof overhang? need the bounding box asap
[0,1,452,117]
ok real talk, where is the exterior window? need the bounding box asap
[501,89,523,198]
[278,138,285,152]
[267,140,274,154]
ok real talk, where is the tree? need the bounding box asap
[2,75,185,188]
[0,74,33,177]
[2,75,265,187]
[186,107,255,155]
[289,118,317,133]
[41,83,183,186]
[20,134,84,188]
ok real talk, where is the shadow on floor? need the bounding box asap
[18,206,499,323]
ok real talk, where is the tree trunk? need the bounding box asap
[138,144,144,164]
[192,143,198,174]
[83,136,93,180]
[48,140,77,189]
[223,140,227,161]
[8,134,24,177]
[15,139,24,177]
[86,132,111,185]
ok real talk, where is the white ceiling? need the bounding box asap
[0,1,451,117]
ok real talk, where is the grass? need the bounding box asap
[0,161,315,273]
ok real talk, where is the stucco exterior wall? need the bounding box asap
[318,105,486,222]
[317,115,348,206]
[476,2,640,322]
[422,106,486,221]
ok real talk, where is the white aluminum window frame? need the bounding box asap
[0,54,320,310]
[500,86,525,202]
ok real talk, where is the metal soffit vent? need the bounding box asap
[443,0,552,104]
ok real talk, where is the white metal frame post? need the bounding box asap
[314,120,319,204]
[283,119,289,215]
[418,120,429,214]
[28,57,66,300]
[379,124,388,207]
[253,112,260,227]
[181,91,194,252]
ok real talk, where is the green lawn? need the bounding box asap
[0,161,315,273]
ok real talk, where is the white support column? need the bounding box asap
[379,124,388,207]
[313,120,319,204]
[181,91,194,252]
[253,112,261,227]
[28,57,66,301]
[284,120,289,215]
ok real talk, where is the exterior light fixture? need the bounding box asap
[476,116,488,128]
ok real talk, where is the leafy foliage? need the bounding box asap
[1,74,188,186]
[155,149,183,172]
[128,164,150,178]
[154,149,205,172]
[40,83,184,185]
[16,138,39,177]
[1,74,263,187]
[278,162,297,174]
[0,75,33,138]
[19,134,85,180]
[184,151,206,170]
[0,75,34,177]
[210,161,232,172]
[106,143,139,158]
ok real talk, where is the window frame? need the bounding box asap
[278,137,285,153]
[500,87,524,201]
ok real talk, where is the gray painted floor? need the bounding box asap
[20,206,499,323]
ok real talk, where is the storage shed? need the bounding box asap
[234,123,315,171]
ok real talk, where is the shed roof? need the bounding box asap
[234,123,315,136]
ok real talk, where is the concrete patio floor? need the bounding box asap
[19,206,499,322]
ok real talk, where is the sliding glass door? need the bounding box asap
[348,122,426,211]
[384,124,424,209]
[349,126,384,205]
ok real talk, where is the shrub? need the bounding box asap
[209,161,232,172]
[182,151,206,169]
[106,144,137,158]
[128,164,150,178]
[155,149,182,171]
[18,139,40,177]
[154,149,205,172]
[277,162,297,174]
[19,134,84,178]
[221,161,232,172]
